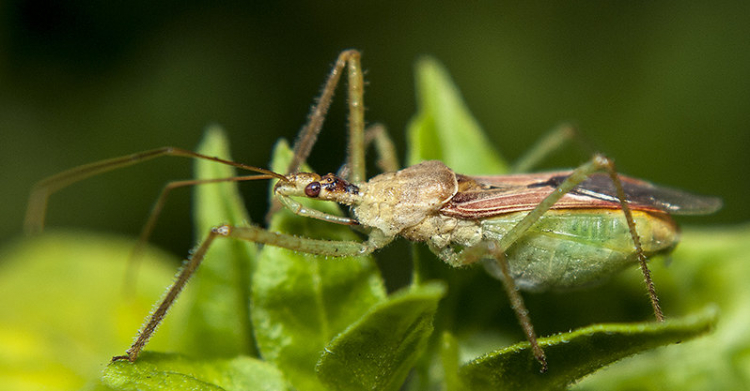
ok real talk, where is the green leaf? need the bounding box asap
[316,282,446,391]
[574,224,750,390]
[406,56,508,174]
[187,124,258,358]
[440,331,462,391]
[459,307,717,391]
[103,352,291,391]
[0,233,188,391]
[251,140,387,391]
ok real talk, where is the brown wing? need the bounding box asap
[441,171,722,219]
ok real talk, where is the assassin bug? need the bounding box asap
[24,50,721,372]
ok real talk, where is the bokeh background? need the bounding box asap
[2,1,748,258]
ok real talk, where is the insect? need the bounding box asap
[24,50,721,373]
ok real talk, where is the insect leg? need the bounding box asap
[112,226,221,363]
[124,174,278,289]
[287,49,366,183]
[364,124,400,173]
[446,154,664,371]
[218,223,392,256]
[599,157,664,321]
[112,222,389,362]
[510,123,595,173]
[438,241,547,372]
[269,50,365,219]
[276,194,359,225]
[337,123,400,178]
[505,154,663,320]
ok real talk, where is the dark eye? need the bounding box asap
[304,182,321,197]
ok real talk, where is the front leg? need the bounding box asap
[114,223,393,362]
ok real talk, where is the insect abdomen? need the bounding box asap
[482,209,679,292]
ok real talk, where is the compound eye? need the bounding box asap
[304,182,321,197]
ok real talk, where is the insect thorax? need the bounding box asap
[353,161,459,237]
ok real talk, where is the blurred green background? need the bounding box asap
[2,1,748,257]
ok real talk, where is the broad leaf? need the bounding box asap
[104,352,290,391]
[574,225,750,390]
[187,125,258,358]
[317,282,446,391]
[0,233,188,391]
[440,331,463,391]
[459,306,717,391]
[251,140,387,391]
[406,56,508,174]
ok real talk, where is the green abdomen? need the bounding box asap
[481,209,678,292]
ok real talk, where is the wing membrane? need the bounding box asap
[441,172,722,219]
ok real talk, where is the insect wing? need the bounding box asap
[572,172,722,216]
[441,172,722,219]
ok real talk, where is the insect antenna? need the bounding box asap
[24,146,288,295]
[24,146,286,235]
